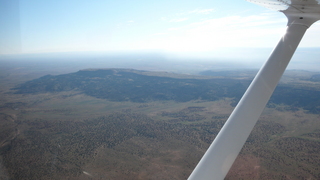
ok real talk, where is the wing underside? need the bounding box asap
[247,0,320,13]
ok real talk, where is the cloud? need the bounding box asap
[168,27,180,31]
[178,8,215,15]
[300,22,320,47]
[169,18,188,22]
[165,14,286,50]
[152,32,167,36]
[189,8,215,14]
[131,13,288,52]
[161,9,214,23]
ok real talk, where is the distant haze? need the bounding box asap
[1,48,319,77]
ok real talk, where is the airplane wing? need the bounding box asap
[188,1,320,180]
[247,0,320,12]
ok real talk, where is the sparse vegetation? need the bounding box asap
[1,68,320,179]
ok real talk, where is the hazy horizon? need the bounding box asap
[2,0,319,76]
[1,47,319,77]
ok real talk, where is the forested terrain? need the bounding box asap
[13,69,247,103]
[1,68,320,179]
[310,74,320,81]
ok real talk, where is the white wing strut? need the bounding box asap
[188,1,320,180]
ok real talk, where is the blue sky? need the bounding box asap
[1,0,320,55]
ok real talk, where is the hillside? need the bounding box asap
[13,69,248,103]
[13,68,320,113]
